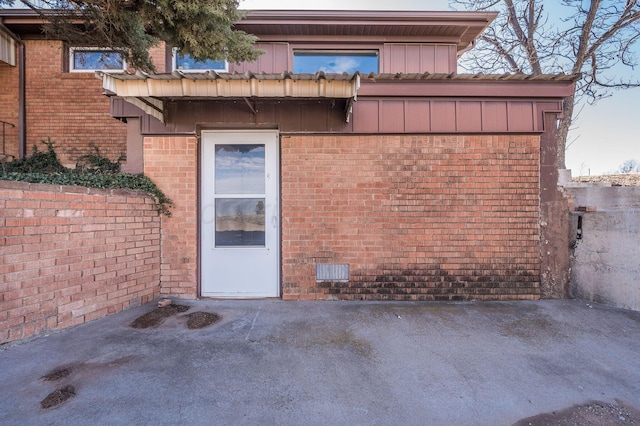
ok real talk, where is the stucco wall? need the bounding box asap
[0,181,161,343]
[567,186,640,311]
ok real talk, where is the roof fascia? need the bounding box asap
[241,10,498,23]
[237,10,496,52]
[255,35,465,43]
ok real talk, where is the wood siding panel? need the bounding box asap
[379,100,405,133]
[383,44,455,74]
[535,102,562,132]
[384,44,406,73]
[457,101,482,132]
[353,100,380,133]
[431,101,456,132]
[482,101,508,132]
[405,100,431,132]
[448,45,457,73]
[230,43,290,73]
[508,102,535,132]
[435,45,454,73]
[405,45,422,73]
[420,45,436,73]
[115,97,560,135]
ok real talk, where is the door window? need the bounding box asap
[214,144,266,247]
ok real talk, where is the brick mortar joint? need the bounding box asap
[0,179,154,201]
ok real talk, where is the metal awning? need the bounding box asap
[96,70,361,123]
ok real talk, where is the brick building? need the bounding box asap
[1,10,577,301]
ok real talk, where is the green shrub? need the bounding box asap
[0,140,173,216]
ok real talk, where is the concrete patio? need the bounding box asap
[1,299,639,425]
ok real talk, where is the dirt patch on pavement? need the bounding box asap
[41,367,72,382]
[130,305,190,329]
[185,312,221,329]
[40,385,76,409]
[514,400,640,425]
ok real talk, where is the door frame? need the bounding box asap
[199,129,281,298]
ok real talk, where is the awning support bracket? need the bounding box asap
[243,97,257,115]
[137,97,164,115]
[122,96,166,123]
[345,97,355,123]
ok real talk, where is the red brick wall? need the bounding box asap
[23,40,127,166]
[0,60,19,158]
[1,40,169,166]
[281,134,541,301]
[143,136,198,298]
[0,180,161,344]
[148,43,168,72]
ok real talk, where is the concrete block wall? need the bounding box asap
[281,134,542,300]
[0,180,161,344]
[567,185,640,311]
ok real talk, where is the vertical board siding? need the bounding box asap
[456,101,482,133]
[351,99,545,134]
[508,102,535,132]
[379,100,405,133]
[420,45,436,74]
[230,43,290,73]
[353,100,380,133]
[430,101,457,132]
[405,100,431,132]
[135,98,557,135]
[383,44,456,74]
[482,102,509,132]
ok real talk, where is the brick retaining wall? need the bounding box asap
[0,181,161,343]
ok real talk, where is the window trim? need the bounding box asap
[292,49,380,74]
[172,48,228,72]
[68,47,127,73]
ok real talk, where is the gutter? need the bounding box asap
[0,19,25,159]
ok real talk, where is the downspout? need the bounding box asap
[457,40,476,58]
[0,20,26,159]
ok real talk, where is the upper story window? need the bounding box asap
[69,48,126,72]
[173,49,228,72]
[293,51,379,74]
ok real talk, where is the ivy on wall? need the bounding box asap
[0,139,173,216]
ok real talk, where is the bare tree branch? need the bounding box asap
[451,0,640,168]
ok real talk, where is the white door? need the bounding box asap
[201,131,279,297]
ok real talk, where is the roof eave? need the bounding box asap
[97,71,361,123]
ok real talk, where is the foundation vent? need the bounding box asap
[316,264,349,281]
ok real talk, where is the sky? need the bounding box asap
[240,0,639,175]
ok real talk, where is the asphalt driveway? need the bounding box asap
[1,299,639,425]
